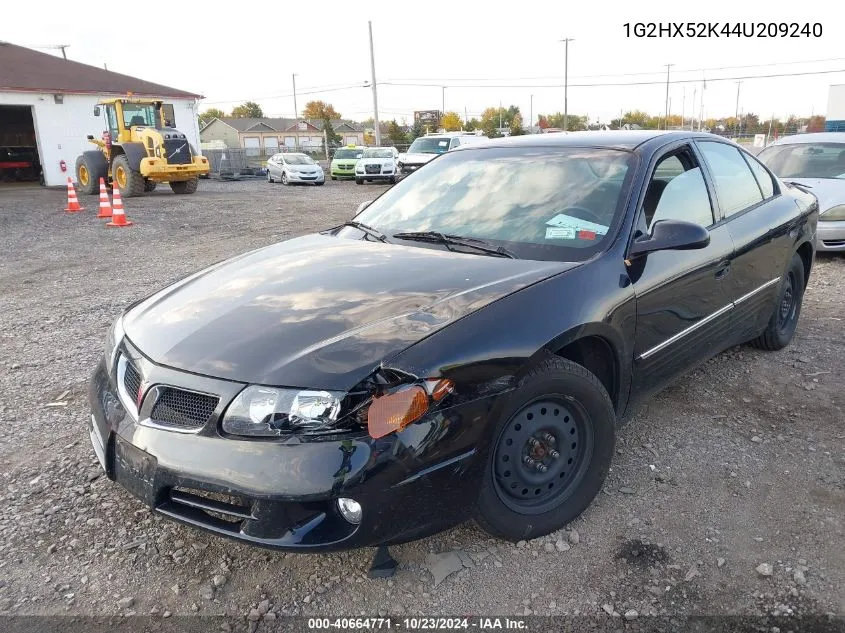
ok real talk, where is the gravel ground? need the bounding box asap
[0,179,843,624]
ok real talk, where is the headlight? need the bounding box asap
[222,386,344,436]
[104,314,125,367]
[821,204,845,221]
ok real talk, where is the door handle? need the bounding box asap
[715,262,731,280]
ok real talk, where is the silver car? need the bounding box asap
[266,153,325,186]
[757,132,845,252]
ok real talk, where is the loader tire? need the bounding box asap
[76,154,107,195]
[112,155,145,197]
[170,178,199,194]
[144,180,157,192]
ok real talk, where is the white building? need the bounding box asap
[0,42,202,187]
[826,84,845,132]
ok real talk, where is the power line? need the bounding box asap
[383,56,845,83]
[379,67,845,89]
[202,83,369,106]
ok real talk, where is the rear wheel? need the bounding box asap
[144,180,157,192]
[112,155,144,197]
[749,253,805,351]
[476,357,615,542]
[267,170,274,183]
[170,178,199,194]
[75,154,106,195]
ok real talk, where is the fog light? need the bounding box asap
[337,498,362,524]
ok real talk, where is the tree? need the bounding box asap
[407,119,424,143]
[230,101,263,118]
[364,131,376,145]
[807,115,826,133]
[199,108,226,124]
[323,119,341,147]
[303,100,340,121]
[387,120,406,145]
[510,113,525,136]
[440,111,463,131]
[464,117,479,132]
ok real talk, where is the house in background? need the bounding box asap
[200,117,364,155]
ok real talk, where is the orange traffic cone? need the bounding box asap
[64,177,84,213]
[96,178,113,219]
[105,187,133,228]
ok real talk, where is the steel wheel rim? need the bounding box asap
[281,172,287,184]
[79,165,89,186]
[492,396,594,515]
[777,272,796,331]
[115,165,127,189]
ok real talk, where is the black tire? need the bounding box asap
[389,176,397,185]
[267,170,274,183]
[749,253,805,351]
[170,178,199,194]
[476,356,616,542]
[281,172,289,186]
[144,180,157,192]
[331,176,337,181]
[315,181,324,186]
[112,154,145,197]
[355,178,363,185]
[75,154,107,195]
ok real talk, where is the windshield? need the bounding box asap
[122,103,159,128]
[352,146,634,261]
[408,137,451,155]
[334,149,362,159]
[363,148,394,158]
[284,154,315,165]
[758,142,845,179]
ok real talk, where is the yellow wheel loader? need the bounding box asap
[75,98,209,197]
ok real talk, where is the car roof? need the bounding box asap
[471,130,730,152]
[766,132,845,146]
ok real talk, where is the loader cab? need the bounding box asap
[94,100,164,143]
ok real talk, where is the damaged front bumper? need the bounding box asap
[88,346,498,551]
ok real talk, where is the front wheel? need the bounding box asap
[476,357,615,542]
[75,154,107,195]
[169,178,198,194]
[281,172,289,185]
[112,155,145,197]
[355,178,363,185]
[749,253,805,351]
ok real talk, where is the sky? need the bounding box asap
[4,0,844,126]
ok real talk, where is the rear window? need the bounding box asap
[334,149,362,159]
[757,142,845,179]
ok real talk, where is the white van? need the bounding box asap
[399,132,489,175]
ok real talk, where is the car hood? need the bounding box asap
[402,152,439,164]
[782,177,845,211]
[123,234,577,390]
[358,158,395,167]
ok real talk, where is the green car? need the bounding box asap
[330,145,365,180]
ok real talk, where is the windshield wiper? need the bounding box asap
[784,180,813,191]
[341,221,389,243]
[392,231,518,259]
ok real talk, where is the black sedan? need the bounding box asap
[89,131,817,570]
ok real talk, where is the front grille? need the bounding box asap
[163,139,192,165]
[123,361,142,403]
[339,164,353,169]
[822,239,845,247]
[365,164,380,174]
[150,388,218,430]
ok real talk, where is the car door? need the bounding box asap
[628,143,735,399]
[696,141,798,342]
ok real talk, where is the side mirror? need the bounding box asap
[93,106,101,116]
[86,135,95,140]
[629,219,710,257]
[356,200,372,215]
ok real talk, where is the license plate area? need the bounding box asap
[114,437,158,506]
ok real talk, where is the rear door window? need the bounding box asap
[743,153,776,198]
[698,141,764,217]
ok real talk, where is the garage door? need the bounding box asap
[0,105,41,185]
[344,135,358,145]
[284,136,296,148]
[264,137,279,154]
[243,137,260,156]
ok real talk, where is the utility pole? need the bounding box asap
[691,88,697,130]
[734,81,742,137]
[292,73,299,149]
[664,63,674,130]
[368,21,381,146]
[530,94,533,134]
[441,86,445,117]
[681,87,686,130]
[499,100,502,134]
[560,38,574,131]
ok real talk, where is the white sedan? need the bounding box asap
[757,132,845,252]
[355,147,400,184]
[267,153,325,186]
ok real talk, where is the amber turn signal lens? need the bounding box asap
[367,386,428,439]
[428,378,455,401]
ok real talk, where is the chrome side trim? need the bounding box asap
[638,304,734,360]
[733,277,780,305]
[638,276,781,361]
[115,355,139,421]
